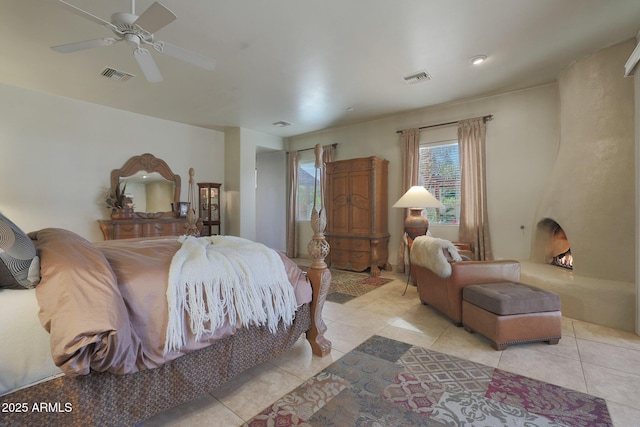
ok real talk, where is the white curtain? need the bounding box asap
[396,128,420,273]
[320,144,336,215]
[286,151,299,258]
[458,118,493,260]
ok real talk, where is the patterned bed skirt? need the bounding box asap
[0,303,311,427]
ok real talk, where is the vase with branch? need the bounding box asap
[106,182,134,219]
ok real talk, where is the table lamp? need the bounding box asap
[393,186,444,240]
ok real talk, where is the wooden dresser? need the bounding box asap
[326,156,390,276]
[98,217,188,240]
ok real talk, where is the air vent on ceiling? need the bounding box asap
[403,70,432,85]
[273,120,292,127]
[101,67,134,82]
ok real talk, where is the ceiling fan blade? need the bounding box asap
[134,2,177,34]
[51,37,119,53]
[54,0,118,31]
[134,47,163,82]
[153,41,216,71]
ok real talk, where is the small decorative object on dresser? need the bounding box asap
[177,201,190,218]
[135,212,164,219]
[326,156,391,276]
[106,182,135,220]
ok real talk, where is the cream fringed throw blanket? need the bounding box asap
[410,236,462,278]
[164,235,297,354]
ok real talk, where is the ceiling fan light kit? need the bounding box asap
[50,0,216,82]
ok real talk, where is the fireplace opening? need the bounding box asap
[533,218,573,270]
[552,249,573,270]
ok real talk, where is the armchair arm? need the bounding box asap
[453,242,474,260]
[449,260,521,284]
[453,242,472,251]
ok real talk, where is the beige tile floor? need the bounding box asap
[141,267,640,427]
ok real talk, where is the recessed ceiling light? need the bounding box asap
[469,55,487,65]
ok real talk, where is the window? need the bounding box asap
[297,162,321,221]
[418,141,461,224]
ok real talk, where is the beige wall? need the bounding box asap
[224,127,284,241]
[534,39,636,282]
[288,83,560,266]
[0,83,225,242]
[224,128,242,237]
[256,150,287,252]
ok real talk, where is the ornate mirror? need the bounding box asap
[111,153,181,217]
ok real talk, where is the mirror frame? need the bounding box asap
[111,153,181,218]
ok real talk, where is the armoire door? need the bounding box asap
[328,172,350,234]
[348,170,372,235]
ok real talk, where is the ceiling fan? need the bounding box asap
[50,0,216,82]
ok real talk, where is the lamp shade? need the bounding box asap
[393,186,444,240]
[392,186,444,209]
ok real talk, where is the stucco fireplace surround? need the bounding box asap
[522,215,634,333]
[520,40,636,333]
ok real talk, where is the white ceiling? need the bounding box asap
[2,0,640,138]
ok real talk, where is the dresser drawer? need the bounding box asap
[143,221,181,237]
[99,218,188,240]
[113,223,142,239]
[346,251,370,272]
[330,249,370,272]
[330,237,371,251]
[330,252,349,270]
[165,221,186,236]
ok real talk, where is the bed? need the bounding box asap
[0,223,331,426]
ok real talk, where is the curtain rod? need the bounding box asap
[395,114,493,134]
[288,143,338,154]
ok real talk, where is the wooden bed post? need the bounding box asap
[185,168,203,236]
[305,144,332,356]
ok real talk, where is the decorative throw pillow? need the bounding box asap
[0,213,40,289]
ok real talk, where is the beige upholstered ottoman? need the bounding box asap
[462,282,562,350]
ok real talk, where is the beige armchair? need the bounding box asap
[411,237,520,325]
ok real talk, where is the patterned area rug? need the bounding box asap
[300,267,393,304]
[246,335,612,426]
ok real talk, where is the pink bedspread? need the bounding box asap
[31,228,311,377]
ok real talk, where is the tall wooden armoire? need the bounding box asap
[326,156,390,276]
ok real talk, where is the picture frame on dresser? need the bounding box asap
[178,201,190,218]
